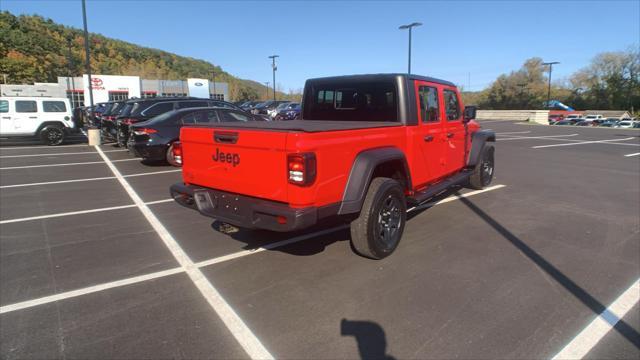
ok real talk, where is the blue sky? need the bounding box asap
[3,0,639,91]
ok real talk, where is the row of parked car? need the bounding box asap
[90,97,306,166]
[549,114,639,128]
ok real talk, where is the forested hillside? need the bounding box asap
[0,12,298,101]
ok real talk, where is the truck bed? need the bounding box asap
[191,120,402,132]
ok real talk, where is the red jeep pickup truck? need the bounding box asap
[171,74,495,259]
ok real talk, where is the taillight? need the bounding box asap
[288,153,316,186]
[122,118,135,125]
[132,128,158,135]
[172,142,182,165]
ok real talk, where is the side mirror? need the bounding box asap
[463,106,477,123]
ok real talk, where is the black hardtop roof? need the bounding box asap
[305,73,456,87]
[123,96,200,104]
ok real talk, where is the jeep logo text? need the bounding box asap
[212,148,240,167]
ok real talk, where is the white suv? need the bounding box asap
[0,97,77,145]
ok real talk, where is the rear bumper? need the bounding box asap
[128,141,165,160]
[170,183,320,232]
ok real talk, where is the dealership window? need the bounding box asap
[209,94,224,101]
[66,91,84,108]
[109,91,129,102]
[15,100,37,113]
[0,100,8,113]
[162,92,187,97]
[43,101,67,112]
[142,92,157,99]
[418,86,440,123]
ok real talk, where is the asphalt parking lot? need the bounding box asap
[1,122,639,359]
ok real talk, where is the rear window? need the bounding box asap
[0,100,8,113]
[141,102,174,117]
[16,100,37,113]
[303,80,398,122]
[119,103,134,117]
[43,101,67,112]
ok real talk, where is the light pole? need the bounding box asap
[81,0,94,115]
[211,69,216,99]
[543,61,559,108]
[398,22,422,74]
[264,81,270,100]
[268,55,279,101]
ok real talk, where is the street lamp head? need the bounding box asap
[268,55,280,59]
[399,22,422,29]
[542,61,560,66]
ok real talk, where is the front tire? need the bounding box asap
[40,125,65,146]
[468,144,495,190]
[350,177,406,259]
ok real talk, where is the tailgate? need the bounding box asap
[180,126,290,203]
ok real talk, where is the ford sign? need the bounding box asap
[195,82,203,86]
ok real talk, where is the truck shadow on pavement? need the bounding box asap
[454,193,640,350]
[341,318,396,360]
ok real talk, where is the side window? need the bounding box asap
[200,111,219,123]
[180,112,199,124]
[43,101,67,112]
[16,100,37,113]
[178,101,209,109]
[418,86,440,123]
[317,90,334,105]
[220,111,249,122]
[0,100,8,113]
[443,90,460,121]
[143,102,174,117]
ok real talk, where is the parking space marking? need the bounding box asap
[532,137,638,149]
[0,149,124,158]
[0,204,137,224]
[94,146,274,360]
[497,134,579,141]
[551,278,640,359]
[494,131,531,135]
[0,144,88,150]
[624,152,640,157]
[407,184,506,212]
[0,158,139,170]
[0,268,184,315]
[0,184,506,316]
[0,169,180,189]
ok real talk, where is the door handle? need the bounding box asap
[447,132,454,138]
[28,116,38,119]
[424,135,434,142]
[1,116,10,119]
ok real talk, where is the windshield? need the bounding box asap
[119,103,134,117]
[303,79,398,122]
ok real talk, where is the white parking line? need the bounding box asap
[0,149,125,158]
[624,152,640,157]
[407,184,506,212]
[0,158,139,170]
[0,169,181,189]
[0,204,138,224]
[0,144,88,150]
[551,278,640,360]
[0,184,507,316]
[532,137,637,149]
[494,131,531,135]
[497,134,579,141]
[94,146,274,360]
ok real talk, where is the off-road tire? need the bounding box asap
[40,125,65,146]
[166,142,181,167]
[116,129,127,148]
[350,177,406,260]
[468,144,495,190]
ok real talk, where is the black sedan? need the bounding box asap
[127,107,263,166]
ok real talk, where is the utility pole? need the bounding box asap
[542,61,559,108]
[66,37,77,107]
[81,0,95,116]
[268,55,279,101]
[264,82,270,100]
[398,22,422,74]
[211,69,216,99]
[1,74,7,84]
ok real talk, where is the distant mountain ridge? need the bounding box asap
[0,11,298,101]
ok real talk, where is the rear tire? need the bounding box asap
[116,128,126,147]
[166,142,182,167]
[40,125,65,146]
[349,177,406,260]
[468,144,495,190]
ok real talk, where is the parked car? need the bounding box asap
[114,97,251,147]
[554,119,578,126]
[575,120,592,126]
[274,103,301,120]
[599,118,619,127]
[171,73,496,259]
[548,114,564,124]
[268,102,292,118]
[565,114,583,120]
[99,101,126,141]
[584,114,604,121]
[0,96,79,145]
[251,100,289,116]
[128,107,265,166]
[615,120,638,129]
[241,101,263,111]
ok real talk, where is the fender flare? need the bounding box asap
[338,147,412,215]
[467,130,496,168]
[36,121,67,135]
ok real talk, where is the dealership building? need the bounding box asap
[0,75,229,108]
